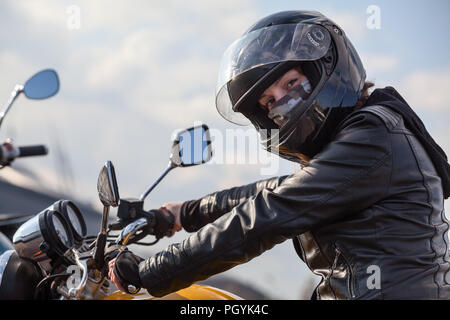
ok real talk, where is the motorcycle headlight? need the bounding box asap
[12,209,74,272]
[50,200,87,245]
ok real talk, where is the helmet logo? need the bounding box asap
[307,28,325,47]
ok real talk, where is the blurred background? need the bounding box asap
[0,0,449,299]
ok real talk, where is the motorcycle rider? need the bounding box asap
[108,10,450,299]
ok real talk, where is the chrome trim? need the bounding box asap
[105,161,119,207]
[0,84,24,130]
[116,218,148,245]
[12,214,47,265]
[140,162,175,201]
[127,284,140,294]
[100,205,110,235]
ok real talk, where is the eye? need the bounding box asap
[286,78,299,89]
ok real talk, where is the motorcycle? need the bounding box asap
[0,124,242,300]
[0,69,60,254]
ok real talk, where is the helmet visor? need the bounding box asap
[216,23,331,125]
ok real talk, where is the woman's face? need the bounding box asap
[258,67,309,111]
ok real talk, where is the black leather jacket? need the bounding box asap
[139,101,450,299]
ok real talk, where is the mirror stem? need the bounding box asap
[101,205,110,234]
[0,84,24,130]
[139,162,176,201]
[94,205,110,269]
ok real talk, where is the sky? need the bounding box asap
[0,0,449,299]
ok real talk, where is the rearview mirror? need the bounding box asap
[139,124,213,201]
[170,124,212,167]
[23,69,59,100]
[97,160,120,207]
[94,160,120,269]
[0,69,60,130]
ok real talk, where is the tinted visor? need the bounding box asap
[216,23,331,125]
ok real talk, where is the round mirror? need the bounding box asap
[23,69,59,99]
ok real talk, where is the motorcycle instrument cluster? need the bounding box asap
[49,200,87,245]
[11,200,86,272]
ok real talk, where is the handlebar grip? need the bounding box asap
[145,209,174,239]
[18,145,48,157]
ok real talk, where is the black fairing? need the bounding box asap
[0,251,43,300]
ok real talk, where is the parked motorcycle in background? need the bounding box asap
[0,69,60,254]
[0,124,242,300]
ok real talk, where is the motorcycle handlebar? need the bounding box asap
[18,145,48,157]
[109,208,175,244]
[0,142,48,166]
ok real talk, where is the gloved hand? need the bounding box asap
[144,207,177,239]
[160,202,183,235]
[107,247,144,294]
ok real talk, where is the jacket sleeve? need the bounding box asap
[139,111,393,297]
[180,175,289,232]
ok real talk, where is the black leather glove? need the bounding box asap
[143,208,175,239]
[111,248,144,292]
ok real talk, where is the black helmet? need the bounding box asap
[215,10,366,162]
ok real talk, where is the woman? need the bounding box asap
[109,10,450,299]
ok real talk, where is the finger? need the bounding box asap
[110,269,124,292]
[108,260,115,279]
[108,267,113,280]
[112,273,126,292]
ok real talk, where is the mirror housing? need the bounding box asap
[170,124,212,167]
[94,160,119,270]
[139,124,213,202]
[23,69,59,100]
[97,161,120,207]
[0,69,60,130]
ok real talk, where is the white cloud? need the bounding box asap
[322,10,368,41]
[84,28,172,89]
[10,0,68,28]
[0,51,39,95]
[360,53,398,74]
[1,1,265,202]
[400,66,450,112]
